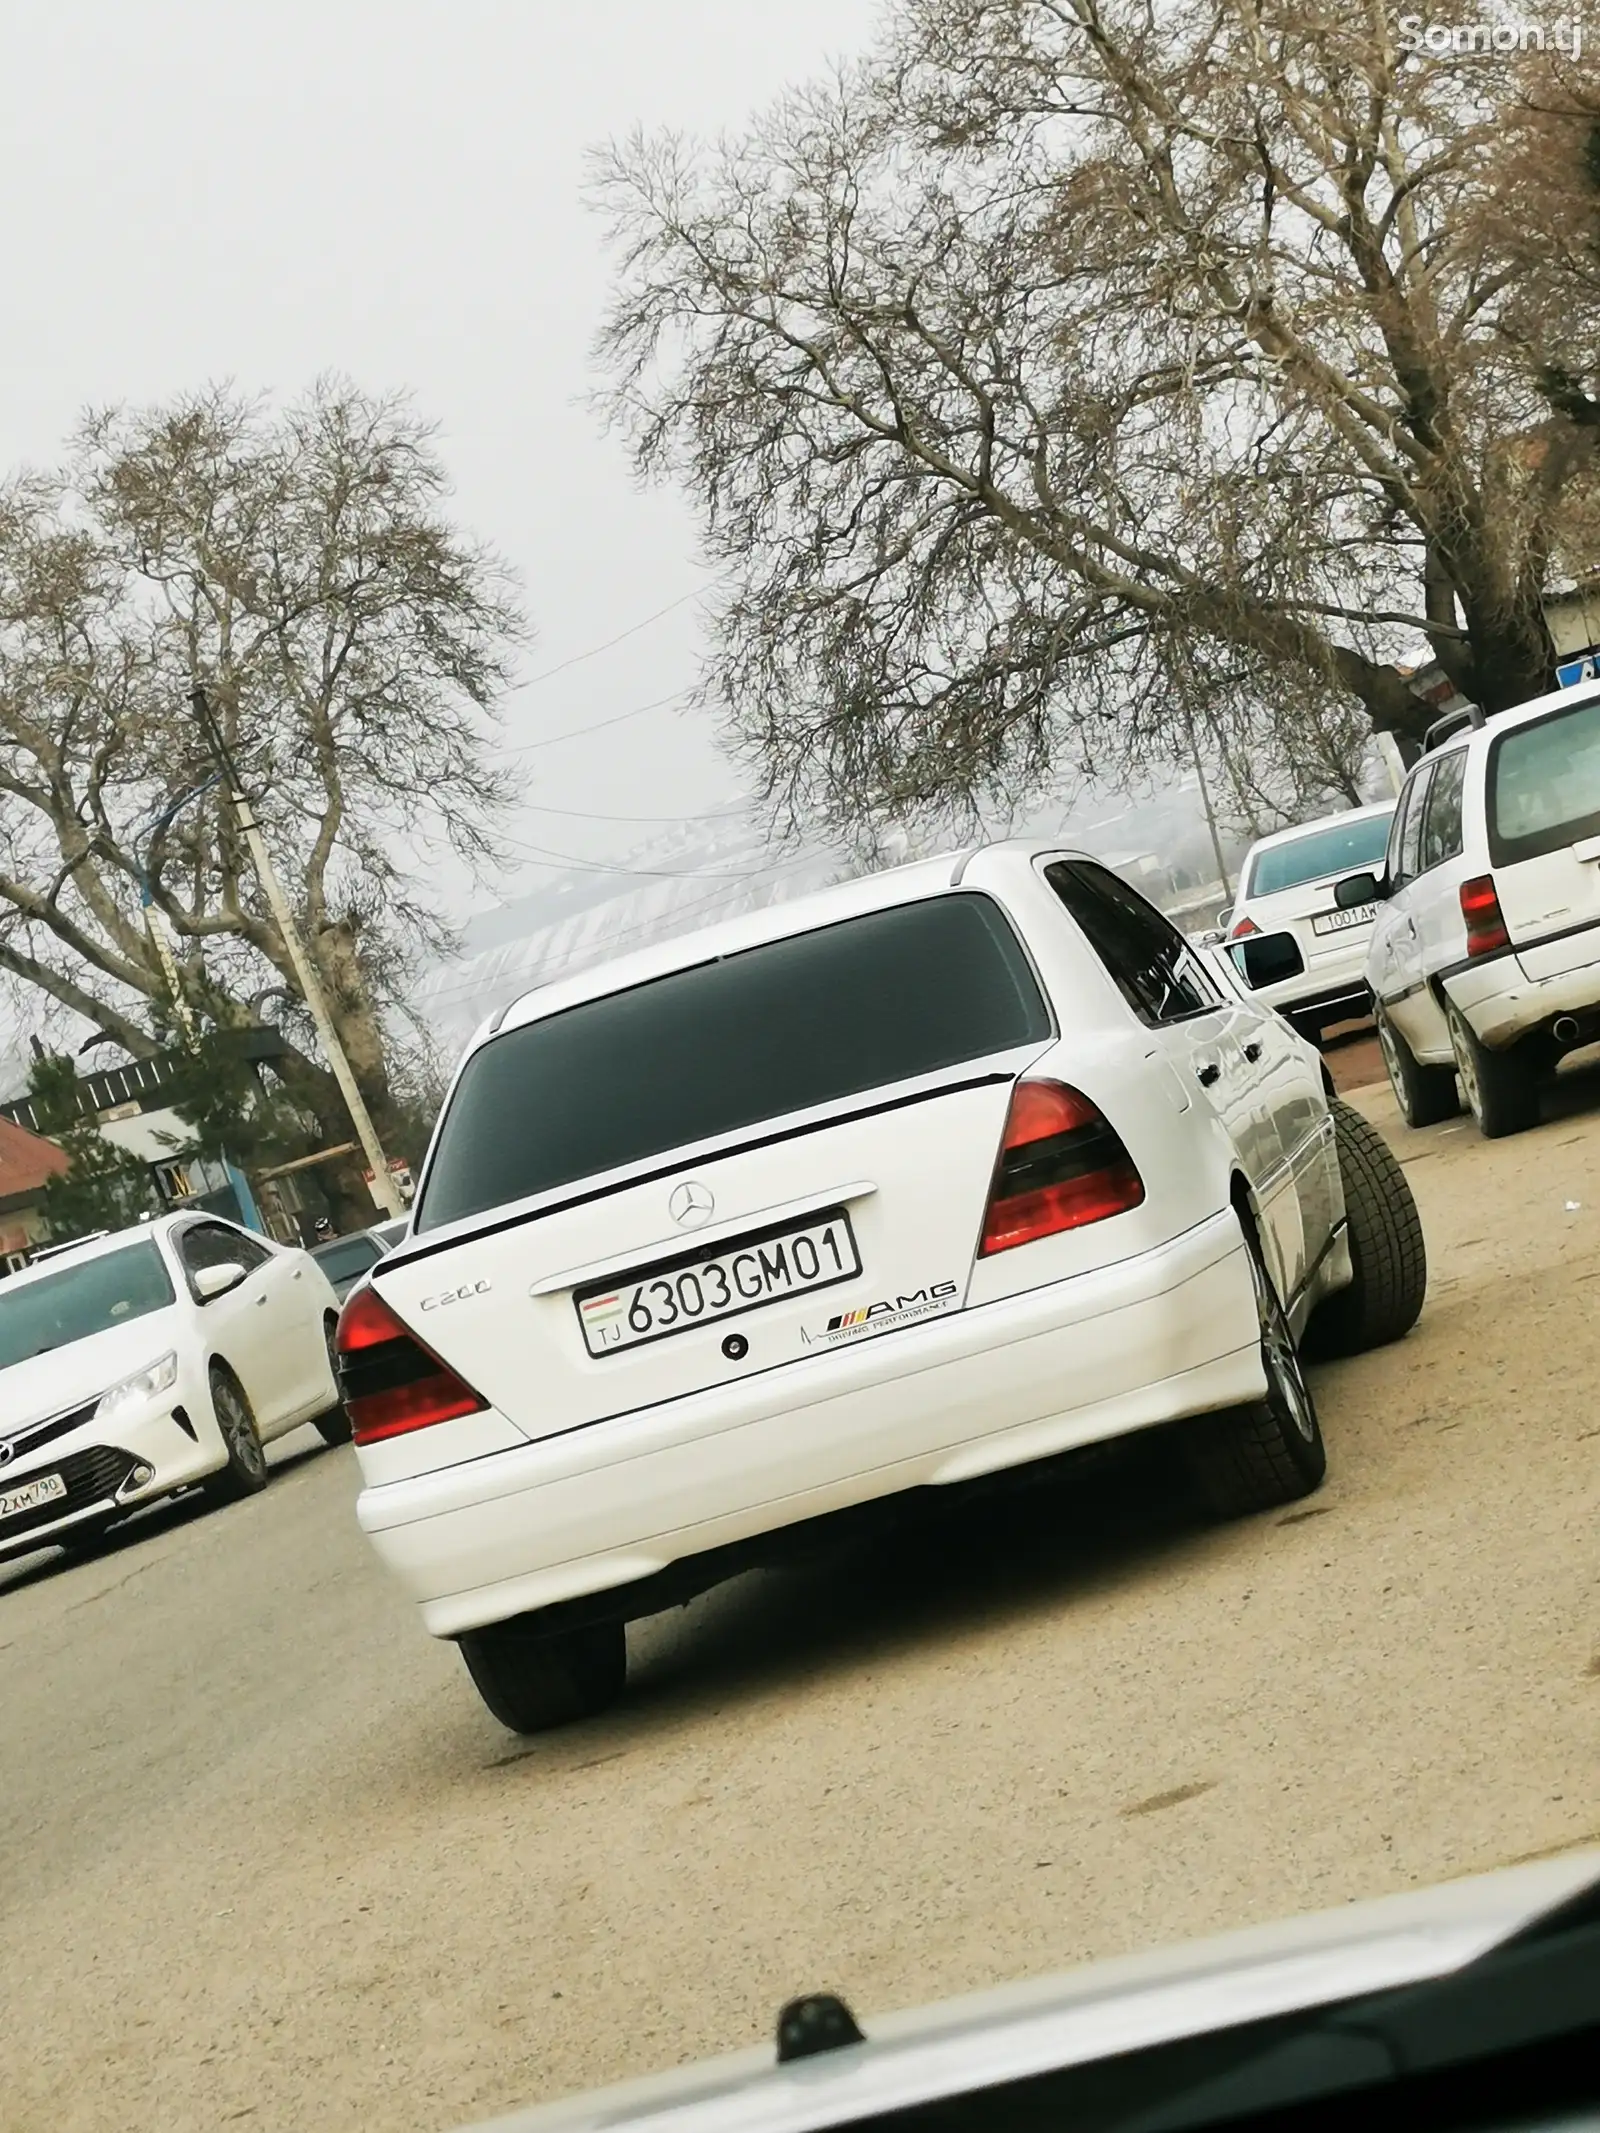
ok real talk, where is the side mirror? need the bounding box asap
[1335,871,1385,909]
[1231,932,1305,989]
[194,1260,247,1301]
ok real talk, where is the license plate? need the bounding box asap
[574,1209,861,1357]
[1312,904,1375,936]
[0,1470,67,1522]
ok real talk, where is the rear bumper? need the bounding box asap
[1444,952,1600,1048]
[357,1209,1263,1639]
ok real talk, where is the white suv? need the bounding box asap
[1224,803,1396,1041]
[341,843,1425,1733]
[1341,679,1600,1137]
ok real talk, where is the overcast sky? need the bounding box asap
[0,0,882,927]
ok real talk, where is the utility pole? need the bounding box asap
[190,687,406,1219]
[1182,707,1233,905]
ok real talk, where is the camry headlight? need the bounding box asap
[95,1351,180,1420]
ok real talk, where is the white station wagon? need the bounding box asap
[341,845,1425,1732]
[1339,679,1600,1136]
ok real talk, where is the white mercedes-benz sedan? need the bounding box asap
[341,843,1426,1732]
[0,1213,346,1563]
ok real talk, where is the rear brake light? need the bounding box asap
[1460,874,1510,958]
[979,1079,1145,1255]
[335,1284,488,1445]
[1228,916,1260,940]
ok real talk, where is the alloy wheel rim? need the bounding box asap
[1255,1259,1317,1443]
[218,1383,265,1477]
[1449,1016,1483,1122]
[1376,1015,1410,1120]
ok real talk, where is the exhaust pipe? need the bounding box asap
[1553,1015,1581,1046]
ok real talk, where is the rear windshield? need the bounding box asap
[311,1236,383,1283]
[1489,694,1600,865]
[417,892,1052,1230]
[0,1241,175,1371]
[1245,812,1394,897]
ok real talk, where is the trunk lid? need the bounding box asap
[373,1067,1032,1439]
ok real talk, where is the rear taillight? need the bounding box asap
[979,1079,1145,1256]
[335,1284,488,1445]
[1228,916,1261,940]
[1460,874,1510,958]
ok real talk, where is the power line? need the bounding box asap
[515,799,751,825]
[495,832,767,881]
[506,584,715,692]
[503,689,690,754]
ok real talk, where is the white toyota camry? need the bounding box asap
[342,844,1426,1733]
[0,1213,346,1563]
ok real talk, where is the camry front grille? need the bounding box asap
[0,1398,98,1466]
[0,1444,138,1542]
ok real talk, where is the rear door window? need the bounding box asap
[1418,749,1468,873]
[1045,861,1221,1023]
[1489,694,1600,864]
[1393,763,1435,888]
[417,893,1053,1229]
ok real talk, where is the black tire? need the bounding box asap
[1183,1227,1326,1517]
[1446,1004,1541,1139]
[312,1315,353,1447]
[203,1367,270,1502]
[1303,1101,1427,1358]
[1375,1003,1459,1128]
[459,1614,627,1734]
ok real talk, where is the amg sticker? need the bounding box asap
[802,1280,960,1348]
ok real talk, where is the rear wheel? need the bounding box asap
[459,1614,627,1734]
[1375,1004,1459,1128]
[312,1315,352,1447]
[203,1368,269,1503]
[1303,1101,1426,1358]
[1184,1230,1326,1517]
[1447,1005,1541,1139]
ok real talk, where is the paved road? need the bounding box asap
[3,1077,1598,2133]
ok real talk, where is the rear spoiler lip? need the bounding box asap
[374,1065,1031,1281]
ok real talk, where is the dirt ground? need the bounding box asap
[1,1070,1597,2133]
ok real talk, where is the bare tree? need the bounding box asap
[592,1,1600,840]
[0,380,524,1216]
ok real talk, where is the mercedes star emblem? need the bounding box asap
[668,1179,715,1229]
[0,1439,13,1468]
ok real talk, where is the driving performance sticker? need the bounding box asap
[801,1280,960,1348]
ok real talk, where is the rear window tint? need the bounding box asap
[312,1237,383,1283]
[1489,695,1600,865]
[1245,812,1394,897]
[417,893,1051,1230]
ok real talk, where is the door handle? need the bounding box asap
[1196,1060,1222,1087]
[1242,1041,1263,1063]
